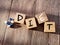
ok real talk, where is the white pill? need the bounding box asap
[11,21,14,23]
[4,21,7,24]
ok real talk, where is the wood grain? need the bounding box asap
[0,0,12,45]
[31,0,59,45]
[59,0,60,25]
[31,0,49,45]
[0,0,59,45]
[58,0,60,45]
[47,0,59,45]
[3,0,36,45]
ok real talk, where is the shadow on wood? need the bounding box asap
[29,14,60,34]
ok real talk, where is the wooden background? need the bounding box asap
[0,0,60,45]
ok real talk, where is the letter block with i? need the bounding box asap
[14,13,26,24]
[25,17,37,29]
[44,22,55,32]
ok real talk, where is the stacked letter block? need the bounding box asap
[26,17,37,29]
[14,13,26,24]
[44,22,55,32]
[35,12,48,24]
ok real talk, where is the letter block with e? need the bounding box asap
[25,17,37,29]
[44,22,55,32]
[35,12,48,24]
[14,13,26,24]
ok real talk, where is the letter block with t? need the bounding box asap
[14,13,26,24]
[44,22,55,32]
[35,12,48,24]
[25,17,37,29]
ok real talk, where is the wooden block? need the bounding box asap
[25,17,37,29]
[35,12,48,24]
[14,13,26,24]
[44,22,55,32]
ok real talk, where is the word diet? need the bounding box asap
[5,12,55,32]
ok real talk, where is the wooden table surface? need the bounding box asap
[0,0,60,45]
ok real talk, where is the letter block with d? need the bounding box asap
[25,17,37,29]
[14,13,26,24]
[44,22,55,32]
